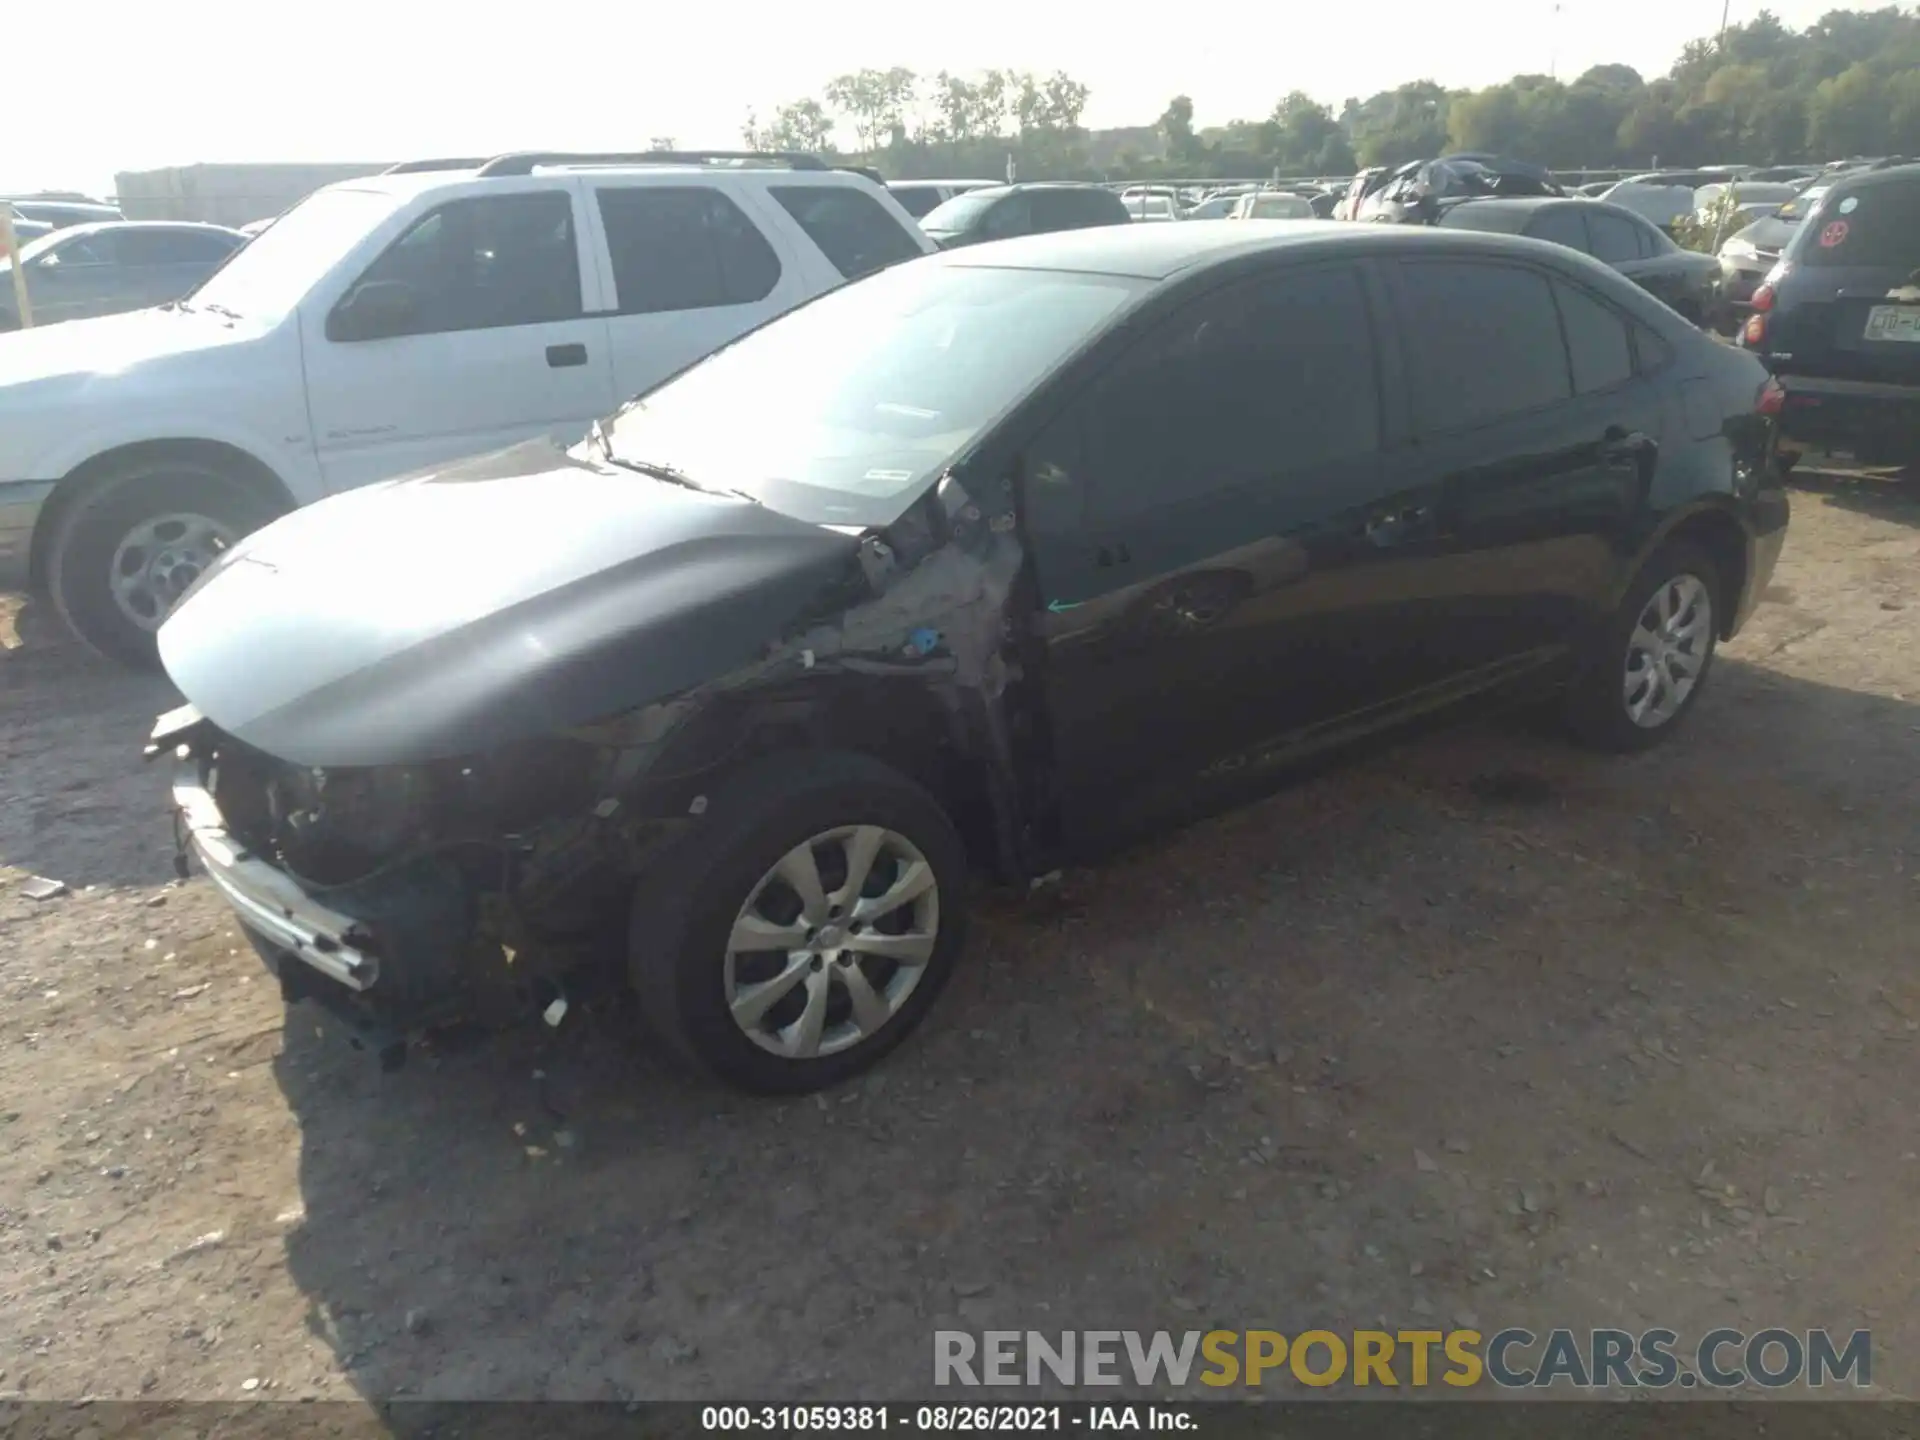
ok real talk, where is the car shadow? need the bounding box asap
[1787,459,1920,528]
[270,654,1920,1402]
[0,591,183,891]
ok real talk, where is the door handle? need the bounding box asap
[546,343,588,368]
[1599,426,1649,462]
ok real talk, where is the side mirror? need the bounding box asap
[327,279,417,342]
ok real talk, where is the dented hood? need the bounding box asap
[157,440,863,768]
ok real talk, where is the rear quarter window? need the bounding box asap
[769,185,923,281]
[1793,182,1920,268]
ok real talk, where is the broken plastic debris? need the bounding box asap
[1028,869,1064,892]
[801,649,815,669]
[542,997,569,1028]
[593,797,620,819]
[21,876,67,901]
[906,627,941,656]
[689,795,708,815]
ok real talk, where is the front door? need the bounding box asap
[1025,261,1464,841]
[301,187,615,493]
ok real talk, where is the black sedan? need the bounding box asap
[1437,196,1724,327]
[152,223,1788,1094]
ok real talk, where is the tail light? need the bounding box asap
[1750,283,1775,313]
[1756,376,1785,417]
[1743,312,1767,347]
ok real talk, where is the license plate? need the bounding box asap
[1863,305,1920,342]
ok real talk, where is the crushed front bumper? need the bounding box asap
[172,757,381,993]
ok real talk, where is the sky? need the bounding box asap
[4,0,1849,197]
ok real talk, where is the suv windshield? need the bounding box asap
[605,261,1145,526]
[185,186,405,320]
[920,191,1002,232]
[1793,180,1920,269]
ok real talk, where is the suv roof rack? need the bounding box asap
[382,157,489,175]
[474,149,830,177]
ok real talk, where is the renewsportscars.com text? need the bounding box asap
[934,1328,1871,1390]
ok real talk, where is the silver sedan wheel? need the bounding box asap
[1624,573,1713,729]
[109,512,239,630]
[723,825,940,1060]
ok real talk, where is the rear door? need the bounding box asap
[1383,256,1649,672]
[583,182,815,406]
[301,184,615,491]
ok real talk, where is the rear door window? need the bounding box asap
[1552,280,1634,394]
[1525,207,1591,253]
[769,185,922,281]
[1395,260,1573,431]
[1586,210,1647,264]
[596,186,781,313]
[1796,182,1920,268]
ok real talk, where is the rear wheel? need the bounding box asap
[629,752,969,1094]
[1564,541,1721,753]
[45,461,283,670]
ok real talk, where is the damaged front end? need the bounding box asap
[159,708,686,1053]
[150,465,1040,1061]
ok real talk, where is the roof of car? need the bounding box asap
[1821,161,1920,192]
[343,164,886,203]
[936,220,1575,280]
[51,220,245,239]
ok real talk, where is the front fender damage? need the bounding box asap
[174,473,1037,1049]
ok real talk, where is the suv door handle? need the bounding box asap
[546,343,588,368]
[1599,425,1651,461]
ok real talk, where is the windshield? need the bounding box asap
[605,261,1145,526]
[1774,186,1828,221]
[183,186,404,321]
[921,191,1002,232]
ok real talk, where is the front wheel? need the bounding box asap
[629,752,970,1094]
[1564,541,1721,753]
[45,462,283,670]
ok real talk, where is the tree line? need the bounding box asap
[733,6,1920,181]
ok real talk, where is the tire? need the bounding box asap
[1564,540,1721,753]
[628,751,970,1094]
[45,460,284,670]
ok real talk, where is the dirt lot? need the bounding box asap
[2,471,1917,1406]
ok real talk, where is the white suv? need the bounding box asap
[0,151,934,666]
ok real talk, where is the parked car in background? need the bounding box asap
[153,220,1787,1094]
[1598,180,1699,232]
[1122,188,1183,222]
[238,218,277,238]
[920,183,1130,248]
[1744,162,1920,471]
[1181,192,1243,220]
[883,179,997,219]
[1574,181,1616,198]
[1306,189,1341,218]
[2,205,54,245]
[1694,181,1801,223]
[1714,167,1881,309]
[1359,154,1563,224]
[0,222,246,330]
[1231,190,1315,220]
[1334,166,1390,220]
[1435,197,1723,325]
[0,151,936,668]
[2,196,123,230]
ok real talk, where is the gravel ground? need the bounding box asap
[1,469,1917,1406]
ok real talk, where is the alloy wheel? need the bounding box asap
[1624,573,1713,729]
[723,825,941,1060]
